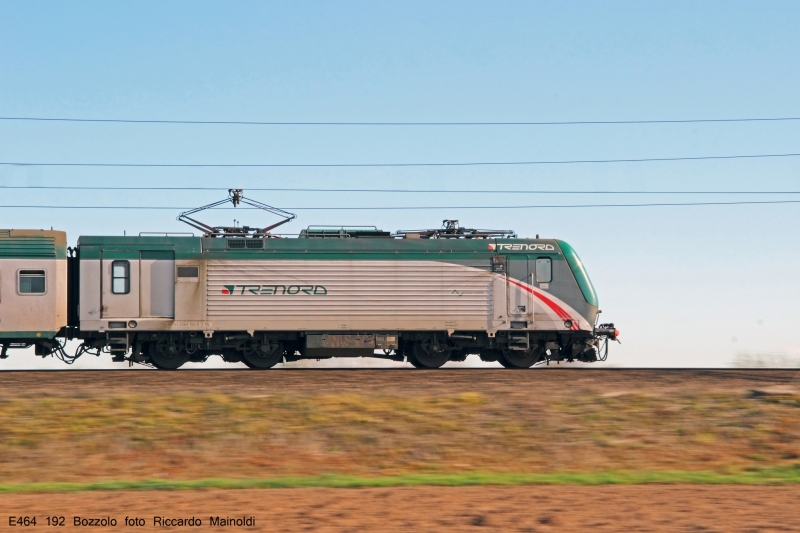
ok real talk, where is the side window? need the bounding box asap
[111,260,130,294]
[535,258,552,283]
[177,266,199,279]
[19,270,46,294]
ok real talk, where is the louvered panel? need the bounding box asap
[0,237,57,258]
[206,260,494,318]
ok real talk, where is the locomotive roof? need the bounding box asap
[76,234,565,261]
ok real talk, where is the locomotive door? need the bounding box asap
[506,256,534,322]
[101,252,140,318]
[140,250,175,318]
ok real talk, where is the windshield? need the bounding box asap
[556,240,599,307]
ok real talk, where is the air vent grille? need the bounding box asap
[0,237,56,257]
[226,239,264,250]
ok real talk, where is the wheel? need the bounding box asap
[408,340,451,369]
[148,342,189,370]
[498,347,544,369]
[242,342,284,369]
[497,351,514,368]
[407,351,424,368]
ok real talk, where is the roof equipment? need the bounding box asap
[178,189,296,237]
[394,220,516,239]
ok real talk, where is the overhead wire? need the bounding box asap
[2,200,800,210]
[3,116,797,212]
[3,118,798,209]
[2,116,800,126]
[1,185,799,195]
[1,152,800,168]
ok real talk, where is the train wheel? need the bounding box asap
[242,342,284,369]
[409,341,450,369]
[498,347,544,369]
[497,352,514,368]
[148,342,189,370]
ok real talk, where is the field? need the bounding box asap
[0,368,798,531]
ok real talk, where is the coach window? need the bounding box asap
[19,270,46,294]
[535,258,552,283]
[111,260,130,294]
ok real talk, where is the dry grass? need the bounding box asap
[1,384,799,485]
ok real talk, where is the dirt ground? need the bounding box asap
[2,485,799,532]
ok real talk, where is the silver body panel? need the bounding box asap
[140,258,175,318]
[205,260,505,331]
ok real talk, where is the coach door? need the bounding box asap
[101,252,140,318]
[140,250,175,318]
[506,256,534,322]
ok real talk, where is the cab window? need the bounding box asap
[19,270,46,294]
[535,258,552,283]
[111,260,130,294]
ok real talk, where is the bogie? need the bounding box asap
[147,342,190,370]
[242,341,284,369]
[498,346,545,369]
[408,338,452,369]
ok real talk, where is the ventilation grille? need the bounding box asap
[0,237,56,257]
[226,239,264,250]
[206,260,495,319]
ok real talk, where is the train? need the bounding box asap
[0,192,618,369]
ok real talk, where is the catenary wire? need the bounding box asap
[1,153,800,168]
[2,200,800,210]
[1,185,799,195]
[2,116,800,126]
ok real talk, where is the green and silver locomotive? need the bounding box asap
[0,192,617,369]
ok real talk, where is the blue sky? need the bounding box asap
[1,1,799,368]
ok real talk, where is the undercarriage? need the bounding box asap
[59,329,611,369]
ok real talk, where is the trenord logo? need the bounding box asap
[221,285,328,295]
[488,243,555,251]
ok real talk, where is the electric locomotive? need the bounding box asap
[0,191,618,369]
